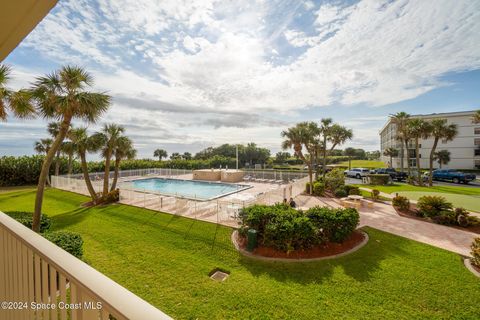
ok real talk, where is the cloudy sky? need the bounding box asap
[1,0,480,159]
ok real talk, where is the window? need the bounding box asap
[475,127,480,135]
[476,149,480,156]
[476,160,480,169]
[475,138,480,146]
[409,159,417,167]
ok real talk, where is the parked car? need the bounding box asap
[432,169,476,184]
[344,168,370,179]
[370,168,408,181]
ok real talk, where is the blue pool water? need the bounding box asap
[130,178,251,200]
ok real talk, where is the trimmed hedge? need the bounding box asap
[239,204,359,252]
[5,211,51,233]
[43,231,84,259]
[366,174,390,185]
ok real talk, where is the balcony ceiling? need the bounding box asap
[0,0,57,61]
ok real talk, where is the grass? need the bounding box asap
[355,183,480,212]
[337,160,386,168]
[0,185,37,194]
[1,188,479,319]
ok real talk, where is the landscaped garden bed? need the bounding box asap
[237,204,362,260]
[392,195,480,234]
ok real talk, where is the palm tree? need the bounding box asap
[473,110,480,124]
[153,148,168,160]
[406,119,431,185]
[61,141,77,175]
[34,138,53,186]
[97,123,125,196]
[318,119,353,178]
[0,64,36,121]
[282,122,319,194]
[427,119,458,186]
[110,136,136,191]
[390,112,410,173]
[344,147,356,170]
[434,150,450,168]
[68,127,103,203]
[47,122,64,176]
[31,66,110,232]
[383,147,399,168]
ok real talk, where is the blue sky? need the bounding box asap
[1,0,480,159]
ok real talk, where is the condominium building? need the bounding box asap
[379,110,480,170]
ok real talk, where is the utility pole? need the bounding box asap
[236,144,239,170]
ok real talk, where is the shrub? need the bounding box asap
[392,195,410,211]
[334,187,347,198]
[264,213,318,251]
[347,186,360,195]
[467,216,480,226]
[417,196,453,218]
[312,182,325,196]
[471,238,480,268]
[431,210,457,225]
[366,174,390,185]
[306,206,359,243]
[98,189,120,204]
[43,231,83,259]
[239,204,287,240]
[324,168,345,192]
[371,189,380,201]
[5,211,51,233]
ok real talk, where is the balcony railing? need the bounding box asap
[0,211,171,320]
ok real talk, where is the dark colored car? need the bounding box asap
[432,169,476,184]
[370,168,408,181]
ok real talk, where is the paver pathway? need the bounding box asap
[295,194,478,256]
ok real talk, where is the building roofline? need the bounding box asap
[379,109,477,133]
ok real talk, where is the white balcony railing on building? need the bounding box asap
[0,211,171,320]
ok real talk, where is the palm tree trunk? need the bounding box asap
[428,137,439,187]
[67,154,73,175]
[404,139,411,178]
[399,142,404,173]
[80,152,98,203]
[389,155,393,168]
[111,158,121,191]
[54,150,61,176]
[322,137,328,178]
[33,116,72,232]
[415,138,422,186]
[103,151,112,195]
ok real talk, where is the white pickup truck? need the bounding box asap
[344,168,370,179]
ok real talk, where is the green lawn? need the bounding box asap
[1,188,479,319]
[355,183,480,212]
[337,160,386,168]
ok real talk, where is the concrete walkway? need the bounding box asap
[295,195,478,257]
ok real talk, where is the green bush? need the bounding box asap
[240,204,359,252]
[306,206,360,243]
[43,231,83,259]
[366,174,390,185]
[431,210,457,225]
[371,189,380,201]
[417,195,453,218]
[324,168,345,192]
[471,238,480,268]
[346,186,360,195]
[392,195,410,211]
[98,189,120,204]
[312,182,325,196]
[334,187,347,198]
[5,211,51,232]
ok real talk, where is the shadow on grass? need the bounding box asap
[50,207,91,230]
[236,228,409,284]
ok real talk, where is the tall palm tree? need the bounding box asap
[407,119,431,185]
[427,119,458,186]
[31,66,110,232]
[69,127,103,203]
[318,118,332,178]
[153,148,167,160]
[110,136,136,191]
[281,122,318,194]
[473,110,480,124]
[47,122,64,176]
[97,123,125,195]
[61,140,77,175]
[34,138,53,186]
[390,112,410,173]
[326,124,352,173]
[434,150,450,168]
[383,147,399,168]
[0,64,36,121]
[344,147,357,170]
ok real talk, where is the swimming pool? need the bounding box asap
[129,178,251,201]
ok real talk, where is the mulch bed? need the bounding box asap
[393,206,480,234]
[237,231,365,259]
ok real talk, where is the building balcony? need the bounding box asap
[0,211,171,320]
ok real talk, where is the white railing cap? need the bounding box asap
[0,211,172,320]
